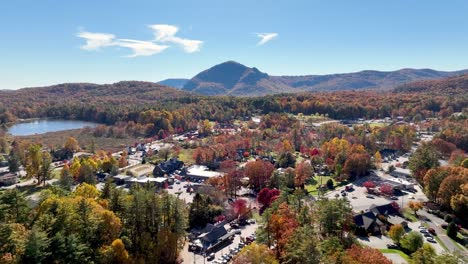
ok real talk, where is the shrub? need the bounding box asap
[326,179,334,189]
[444,214,453,223]
[447,222,458,239]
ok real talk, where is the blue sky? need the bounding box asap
[1,0,468,89]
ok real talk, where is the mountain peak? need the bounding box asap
[181,61,468,96]
[183,61,270,95]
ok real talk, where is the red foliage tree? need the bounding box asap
[257,188,280,208]
[363,181,375,190]
[232,199,249,219]
[245,159,275,191]
[343,245,392,264]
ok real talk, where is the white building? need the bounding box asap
[186,165,224,181]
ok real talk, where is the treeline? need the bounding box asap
[2,81,467,138]
[0,183,186,263]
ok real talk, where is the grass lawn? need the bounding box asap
[449,235,466,251]
[52,168,62,179]
[305,175,337,195]
[369,123,387,128]
[402,208,418,222]
[18,129,140,153]
[178,148,195,165]
[379,249,410,261]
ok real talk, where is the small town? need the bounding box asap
[1,113,467,264]
[1,1,468,263]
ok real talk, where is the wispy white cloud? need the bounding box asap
[149,24,203,53]
[77,24,202,57]
[114,39,169,57]
[77,31,115,50]
[256,32,278,46]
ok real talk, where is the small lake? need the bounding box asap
[7,119,98,136]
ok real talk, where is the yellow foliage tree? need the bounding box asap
[407,201,423,217]
[75,183,99,199]
[374,151,382,169]
[64,137,79,153]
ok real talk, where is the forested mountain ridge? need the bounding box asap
[0,81,190,101]
[394,73,468,94]
[182,61,468,96]
[0,81,192,124]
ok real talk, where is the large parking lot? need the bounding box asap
[326,169,427,213]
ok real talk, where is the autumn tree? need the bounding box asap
[410,243,436,264]
[423,167,449,201]
[232,243,278,264]
[363,181,376,190]
[374,151,382,169]
[388,224,405,244]
[407,201,423,217]
[343,152,371,180]
[245,159,275,192]
[257,188,280,209]
[58,164,74,190]
[342,244,392,264]
[64,137,80,153]
[118,155,128,168]
[101,239,130,264]
[409,143,440,182]
[450,183,468,216]
[438,167,468,209]
[25,144,42,184]
[232,199,249,219]
[198,119,212,137]
[266,202,299,258]
[400,231,423,253]
[295,161,313,189]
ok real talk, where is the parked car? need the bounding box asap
[207,253,215,261]
[366,195,375,199]
[387,244,399,249]
[390,196,398,200]
[428,228,436,235]
[441,224,448,229]
[234,229,241,234]
[408,196,415,199]
[426,237,436,243]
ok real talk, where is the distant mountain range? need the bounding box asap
[394,73,468,95]
[163,61,468,96]
[157,78,189,89]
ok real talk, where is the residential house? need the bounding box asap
[354,203,399,235]
[0,172,19,186]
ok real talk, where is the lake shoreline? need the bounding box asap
[5,119,99,136]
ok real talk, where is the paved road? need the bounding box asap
[419,210,468,257]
